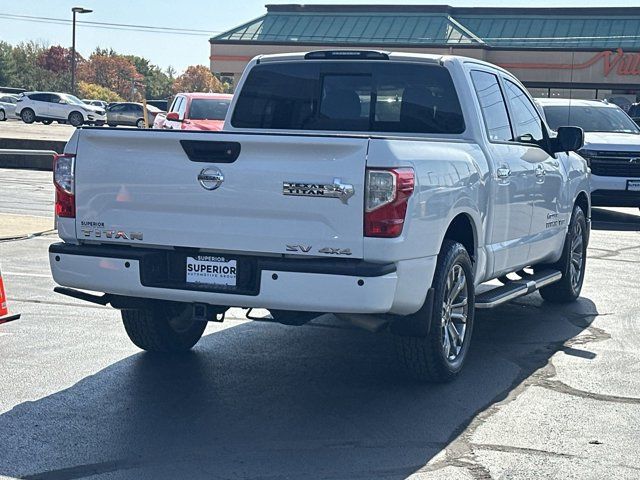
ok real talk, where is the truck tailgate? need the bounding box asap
[74,129,367,258]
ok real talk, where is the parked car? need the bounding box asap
[146,99,168,111]
[0,94,18,121]
[50,51,590,383]
[83,99,108,109]
[15,92,106,126]
[162,93,232,131]
[628,103,640,126]
[538,98,640,207]
[106,102,161,128]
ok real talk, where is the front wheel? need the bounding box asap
[539,205,587,303]
[122,302,206,352]
[0,109,6,121]
[394,240,475,383]
[136,118,145,129]
[68,111,84,127]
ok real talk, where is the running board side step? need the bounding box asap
[475,270,562,309]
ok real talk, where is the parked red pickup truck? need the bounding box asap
[158,92,232,131]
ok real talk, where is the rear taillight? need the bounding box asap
[364,168,414,238]
[53,153,76,218]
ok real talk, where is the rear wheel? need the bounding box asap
[20,108,35,124]
[68,111,84,127]
[394,240,475,382]
[136,118,145,129]
[0,109,6,121]
[539,205,587,303]
[122,302,206,352]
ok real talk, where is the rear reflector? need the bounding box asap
[364,168,414,238]
[53,153,76,218]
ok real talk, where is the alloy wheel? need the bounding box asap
[441,263,469,363]
[570,221,584,291]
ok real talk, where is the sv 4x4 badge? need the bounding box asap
[286,245,352,255]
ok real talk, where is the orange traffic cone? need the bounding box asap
[0,269,20,324]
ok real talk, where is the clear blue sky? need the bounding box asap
[0,0,637,73]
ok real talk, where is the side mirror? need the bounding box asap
[551,126,584,153]
[166,112,181,122]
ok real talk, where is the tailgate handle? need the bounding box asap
[180,140,241,163]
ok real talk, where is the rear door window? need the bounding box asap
[232,61,465,134]
[29,93,49,102]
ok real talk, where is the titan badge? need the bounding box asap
[81,229,143,241]
[283,178,355,204]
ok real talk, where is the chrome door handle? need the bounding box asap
[497,167,511,179]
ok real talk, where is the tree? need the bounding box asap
[77,81,123,102]
[172,65,223,94]
[37,45,73,74]
[78,50,140,100]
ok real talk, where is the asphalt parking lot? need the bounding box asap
[1,168,640,479]
[1,118,76,143]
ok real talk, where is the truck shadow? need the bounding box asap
[0,296,597,480]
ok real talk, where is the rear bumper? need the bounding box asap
[49,243,422,314]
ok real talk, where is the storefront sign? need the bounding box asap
[501,48,640,77]
[601,49,640,76]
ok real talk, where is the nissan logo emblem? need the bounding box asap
[198,167,224,190]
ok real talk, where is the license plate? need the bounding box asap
[186,256,237,286]
[627,180,640,192]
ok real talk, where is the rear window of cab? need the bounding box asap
[231,61,465,134]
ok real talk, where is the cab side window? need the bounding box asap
[470,70,512,142]
[503,79,544,143]
[170,96,183,114]
[177,97,187,119]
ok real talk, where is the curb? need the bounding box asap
[0,138,66,170]
[0,229,57,243]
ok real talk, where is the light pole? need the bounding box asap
[71,6,92,95]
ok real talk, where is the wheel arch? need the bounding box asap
[68,110,84,119]
[575,190,590,217]
[442,212,477,262]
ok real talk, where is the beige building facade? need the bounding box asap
[210,5,640,107]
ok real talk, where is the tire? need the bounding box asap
[122,302,206,353]
[394,240,475,383]
[0,109,6,121]
[20,108,35,124]
[136,118,145,129]
[68,111,84,127]
[108,123,117,127]
[539,205,587,303]
[41,119,53,125]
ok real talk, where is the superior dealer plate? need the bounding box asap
[186,256,237,286]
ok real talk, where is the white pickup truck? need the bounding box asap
[50,50,590,382]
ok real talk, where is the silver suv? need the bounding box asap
[15,92,106,127]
